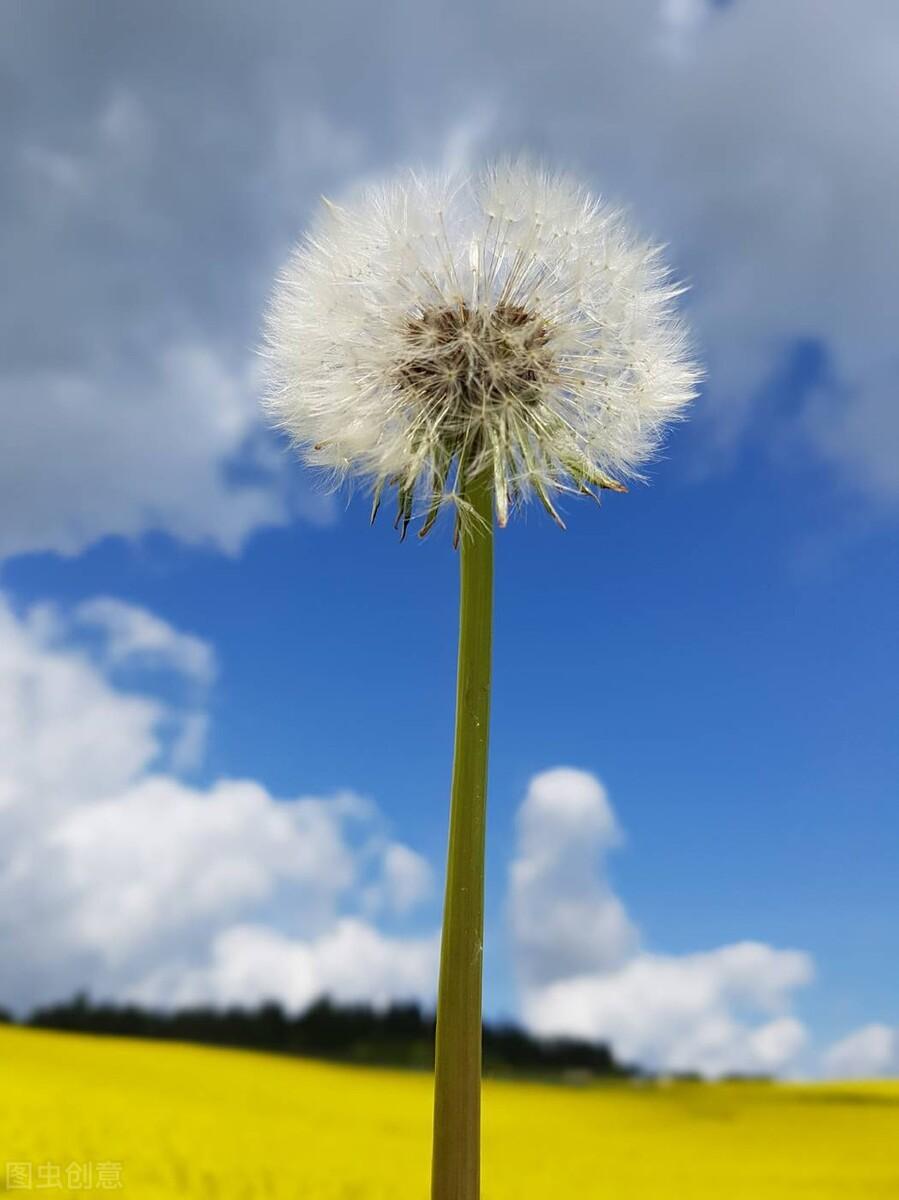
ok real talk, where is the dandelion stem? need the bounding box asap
[431,472,493,1200]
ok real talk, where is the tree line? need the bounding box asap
[5,994,637,1080]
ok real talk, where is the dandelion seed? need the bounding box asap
[262,161,699,536]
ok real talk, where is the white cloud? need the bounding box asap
[132,920,438,1013]
[365,843,435,916]
[76,596,216,684]
[509,767,814,1076]
[509,769,637,986]
[523,946,811,1077]
[46,778,357,963]
[0,591,436,1013]
[0,343,330,561]
[0,74,342,561]
[0,596,161,819]
[823,1025,899,1079]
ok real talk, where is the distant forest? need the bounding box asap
[3,995,639,1080]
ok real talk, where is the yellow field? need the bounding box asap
[2,1026,898,1198]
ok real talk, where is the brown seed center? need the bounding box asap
[398,302,553,413]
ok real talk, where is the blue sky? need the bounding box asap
[1,0,897,1078]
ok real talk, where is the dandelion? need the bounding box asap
[262,160,699,1200]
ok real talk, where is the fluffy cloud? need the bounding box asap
[1,2,898,560]
[0,598,161,818]
[524,948,811,1077]
[0,591,436,1013]
[823,1025,899,1079]
[132,920,438,1013]
[364,843,435,917]
[75,596,217,685]
[0,342,327,560]
[0,73,336,559]
[510,768,813,1076]
[510,769,637,986]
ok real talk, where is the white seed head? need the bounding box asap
[262,162,700,537]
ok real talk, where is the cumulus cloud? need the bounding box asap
[510,768,813,1076]
[0,598,161,819]
[1,2,898,560]
[510,769,638,986]
[0,591,436,1013]
[0,342,327,560]
[823,1025,899,1079]
[76,596,216,684]
[523,947,811,1078]
[132,920,438,1013]
[364,843,435,917]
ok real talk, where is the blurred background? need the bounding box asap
[1,0,898,1084]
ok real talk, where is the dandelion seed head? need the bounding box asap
[262,161,700,535]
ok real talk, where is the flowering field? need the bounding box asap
[2,1025,898,1198]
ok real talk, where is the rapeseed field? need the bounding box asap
[2,1025,897,1198]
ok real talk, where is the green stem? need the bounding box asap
[431,475,494,1200]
